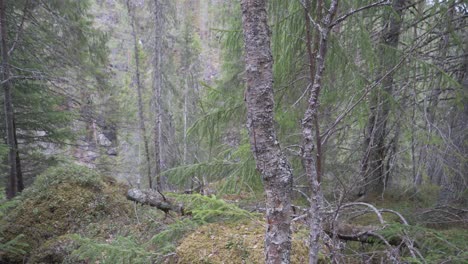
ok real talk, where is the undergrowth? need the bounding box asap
[378,223,468,263]
[70,193,257,263]
[169,193,259,222]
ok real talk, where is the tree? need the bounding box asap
[240,0,294,262]
[360,0,406,196]
[152,0,164,190]
[0,0,21,199]
[126,0,152,189]
[1,0,110,192]
[301,1,338,262]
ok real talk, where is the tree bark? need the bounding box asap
[127,0,152,189]
[13,118,23,192]
[240,0,293,263]
[152,0,164,189]
[301,1,338,262]
[183,77,188,164]
[360,0,405,196]
[127,188,184,215]
[1,0,20,199]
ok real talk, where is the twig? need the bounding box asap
[330,0,391,28]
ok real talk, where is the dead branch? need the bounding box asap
[126,188,185,215]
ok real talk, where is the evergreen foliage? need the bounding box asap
[1,0,111,189]
[70,235,154,264]
[70,194,256,263]
[0,0,466,263]
[0,235,27,258]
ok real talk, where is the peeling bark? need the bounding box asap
[240,0,294,263]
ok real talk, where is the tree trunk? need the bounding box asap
[13,118,23,192]
[240,0,293,263]
[301,1,338,262]
[1,0,20,199]
[360,0,405,196]
[127,0,152,189]
[183,76,188,164]
[152,0,164,189]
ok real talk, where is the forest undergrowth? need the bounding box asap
[0,163,466,263]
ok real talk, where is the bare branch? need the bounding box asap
[8,0,30,56]
[380,208,409,225]
[330,0,391,28]
[298,0,323,34]
[340,202,385,224]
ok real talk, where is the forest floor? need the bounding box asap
[0,164,467,263]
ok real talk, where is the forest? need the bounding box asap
[0,0,466,263]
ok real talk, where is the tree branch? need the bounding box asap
[330,0,391,28]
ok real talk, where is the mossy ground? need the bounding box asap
[1,165,466,263]
[0,164,163,263]
[176,220,319,264]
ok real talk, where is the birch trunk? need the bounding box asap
[240,0,293,262]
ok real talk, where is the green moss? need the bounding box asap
[27,235,77,264]
[0,164,133,263]
[176,221,317,264]
[21,163,105,199]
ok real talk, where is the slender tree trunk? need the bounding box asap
[360,0,405,196]
[13,118,23,192]
[240,1,293,263]
[437,15,467,204]
[183,76,188,164]
[152,0,164,189]
[1,0,20,199]
[127,0,152,189]
[301,1,338,262]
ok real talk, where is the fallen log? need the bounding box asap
[126,188,185,215]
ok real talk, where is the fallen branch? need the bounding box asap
[126,188,185,215]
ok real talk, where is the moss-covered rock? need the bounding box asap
[0,164,133,263]
[27,235,78,264]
